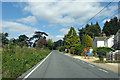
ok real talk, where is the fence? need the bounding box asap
[106,51,120,61]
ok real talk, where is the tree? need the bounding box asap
[78,28,86,40]
[17,35,29,47]
[30,31,48,47]
[18,35,29,42]
[64,27,81,53]
[2,33,9,45]
[78,22,101,39]
[54,39,64,50]
[102,17,120,36]
[47,39,54,50]
[96,22,101,33]
[36,39,48,48]
[74,44,83,55]
[81,34,86,48]
[31,31,48,41]
[86,35,93,48]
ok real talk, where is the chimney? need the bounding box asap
[103,33,106,38]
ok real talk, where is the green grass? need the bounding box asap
[2,46,51,79]
[94,60,120,63]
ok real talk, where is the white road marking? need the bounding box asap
[22,51,53,80]
[102,69,109,73]
[98,68,108,73]
[88,64,94,67]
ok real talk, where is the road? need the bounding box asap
[18,50,119,79]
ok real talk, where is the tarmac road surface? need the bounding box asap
[18,50,119,80]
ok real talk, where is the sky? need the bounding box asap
[1,0,119,41]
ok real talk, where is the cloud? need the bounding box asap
[2,20,39,37]
[60,28,69,34]
[25,0,119,2]
[16,16,37,25]
[42,24,58,28]
[102,19,110,23]
[46,33,64,41]
[56,35,64,38]
[1,20,63,41]
[24,1,118,26]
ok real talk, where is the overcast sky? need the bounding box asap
[1,0,119,41]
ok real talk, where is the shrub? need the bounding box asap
[74,44,83,55]
[94,47,112,61]
[70,47,75,54]
[56,47,60,50]
[97,49,106,61]
[59,46,65,52]
[93,47,112,56]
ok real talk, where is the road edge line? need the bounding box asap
[22,51,53,80]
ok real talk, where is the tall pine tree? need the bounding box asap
[102,17,120,36]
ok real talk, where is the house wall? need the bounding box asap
[93,38,97,47]
[107,35,114,48]
[104,39,108,47]
[97,41,105,47]
[114,29,120,49]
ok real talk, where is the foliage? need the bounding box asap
[2,46,51,79]
[81,34,86,48]
[54,39,64,49]
[30,31,48,40]
[78,22,101,39]
[1,33,9,45]
[85,35,93,48]
[70,47,75,54]
[93,47,112,61]
[30,31,48,47]
[47,39,54,50]
[36,39,48,48]
[102,17,120,36]
[81,34,93,51]
[74,44,83,55]
[95,47,112,55]
[97,49,105,61]
[64,27,81,53]
[59,46,65,52]
[94,60,120,63]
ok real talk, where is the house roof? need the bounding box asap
[95,37,106,41]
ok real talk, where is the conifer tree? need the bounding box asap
[64,27,81,51]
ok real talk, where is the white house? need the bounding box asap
[93,34,114,48]
[93,37,106,47]
[114,29,120,49]
[105,35,114,48]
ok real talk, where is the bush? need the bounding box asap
[94,47,112,61]
[59,46,65,52]
[70,47,75,54]
[74,44,83,55]
[93,47,112,56]
[97,49,105,61]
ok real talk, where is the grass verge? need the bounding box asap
[2,46,51,79]
[94,60,120,63]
